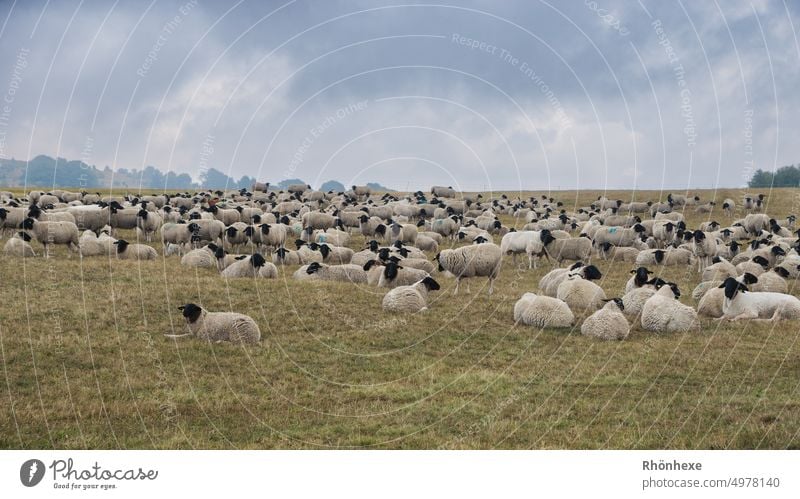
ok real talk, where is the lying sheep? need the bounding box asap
[113,239,158,260]
[181,244,219,268]
[581,299,630,340]
[415,234,439,253]
[719,277,800,321]
[538,262,591,297]
[641,282,699,333]
[749,268,789,293]
[635,247,695,267]
[78,230,116,257]
[513,292,575,328]
[21,217,80,257]
[625,266,653,293]
[318,243,354,264]
[165,303,260,344]
[621,286,656,318]
[377,261,430,288]
[382,277,441,313]
[272,247,302,266]
[293,261,367,284]
[221,253,269,278]
[735,256,770,277]
[435,242,502,294]
[556,265,606,314]
[701,257,738,282]
[2,231,36,257]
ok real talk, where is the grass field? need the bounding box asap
[1,187,800,449]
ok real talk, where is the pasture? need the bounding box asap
[1,187,799,449]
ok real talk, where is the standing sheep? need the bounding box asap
[21,217,80,257]
[435,242,502,294]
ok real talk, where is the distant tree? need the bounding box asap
[321,180,345,192]
[199,168,236,189]
[276,178,306,189]
[748,166,800,187]
[236,175,255,190]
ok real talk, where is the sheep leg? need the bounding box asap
[453,278,460,295]
[731,311,759,321]
[487,277,494,295]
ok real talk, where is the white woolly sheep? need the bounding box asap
[181,244,219,268]
[556,265,607,314]
[719,277,800,321]
[165,304,260,344]
[640,283,699,333]
[2,231,36,257]
[293,261,368,283]
[113,239,158,261]
[435,242,502,294]
[692,230,717,271]
[538,262,590,297]
[21,217,80,257]
[635,247,695,267]
[535,230,592,264]
[621,286,656,318]
[701,257,738,282]
[377,261,430,288]
[513,292,575,328]
[382,276,441,313]
[581,299,630,340]
[136,209,163,242]
[221,253,269,278]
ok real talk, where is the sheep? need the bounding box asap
[0,206,27,236]
[640,283,699,333]
[317,243,354,264]
[592,224,647,247]
[223,222,249,252]
[293,261,368,283]
[359,215,386,237]
[207,205,241,225]
[78,230,116,257]
[529,230,592,265]
[245,223,288,251]
[501,230,544,268]
[692,230,717,271]
[621,286,657,318]
[701,257,738,282]
[161,222,193,254]
[625,266,653,293]
[186,219,225,246]
[415,234,439,253]
[718,277,800,321]
[272,247,303,266]
[181,244,220,268]
[363,259,386,285]
[635,248,695,267]
[695,201,716,213]
[66,205,111,233]
[21,218,80,257]
[165,303,261,344]
[749,268,789,293]
[2,231,36,257]
[135,209,163,242]
[430,216,460,240]
[431,185,456,198]
[596,241,643,263]
[581,299,630,340]
[303,211,340,231]
[743,213,770,235]
[377,261,430,288]
[387,222,418,244]
[315,228,350,247]
[538,262,592,297]
[556,265,607,314]
[652,221,680,247]
[113,239,158,260]
[385,255,436,274]
[213,247,248,271]
[295,241,324,264]
[435,242,502,294]
[722,198,735,216]
[221,253,269,278]
[382,276,441,312]
[513,292,575,328]
[736,255,770,277]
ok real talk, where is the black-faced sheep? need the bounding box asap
[513,292,575,328]
[113,239,158,260]
[640,283,699,333]
[382,276,441,313]
[166,304,260,344]
[435,242,502,294]
[718,277,800,321]
[581,299,630,340]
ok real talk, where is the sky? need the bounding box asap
[0,0,797,191]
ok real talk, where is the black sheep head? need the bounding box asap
[719,277,748,300]
[178,304,203,324]
[250,253,266,268]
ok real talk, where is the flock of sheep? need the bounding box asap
[2,184,799,344]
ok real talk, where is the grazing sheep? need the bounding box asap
[166,303,260,344]
[181,244,219,268]
[414,234,439,253]
[556,265,607,314]
[2,231,36,257]
[377,261,430,288]
[430,216,460,240]
[501,230,545,268]
[719,277,800,321]
[382,276,441,313]
[581,299,630,340]
[431,185,456,198]
[592,224,647,247]
[113,239,158,260]
[294,261,368,283]
[513,292,575,328]
[21,217,80,257]
[315,228,350,247]
[640,283,699,333]
[435,242,502,294]
[246,223,288,251]
[221,253,269,278]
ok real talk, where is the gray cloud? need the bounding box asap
[0,0,797,190]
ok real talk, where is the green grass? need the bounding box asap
[1,187,799,449]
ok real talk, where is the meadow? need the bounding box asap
[1,187,799,449]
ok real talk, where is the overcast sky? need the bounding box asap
[0,0,797,191]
